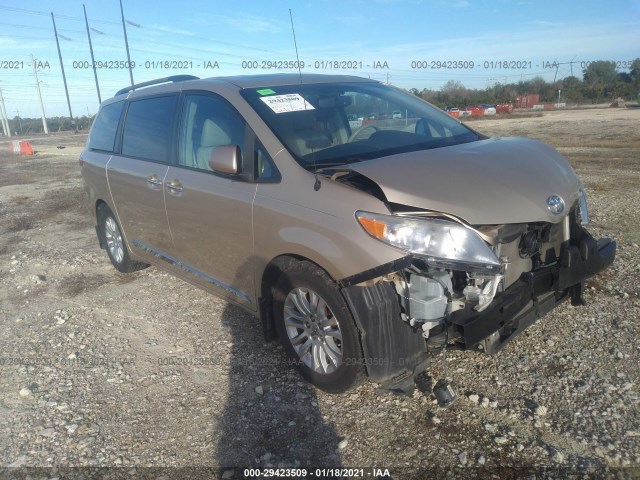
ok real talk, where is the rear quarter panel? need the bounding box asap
[80,149,113,222]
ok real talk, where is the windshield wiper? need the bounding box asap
[308,157,365,171]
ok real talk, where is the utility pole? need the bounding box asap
[119,0,134,86]
[83,4,101,103]
[16,110,23,136]
[0,87,10,137]
[0,104,6,137]
[31,54,49,134]
[51,12,75,130]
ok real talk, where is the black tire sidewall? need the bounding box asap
[97,205,134,273]
[273,262,365,393]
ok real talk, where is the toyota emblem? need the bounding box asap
[546,195,565,214]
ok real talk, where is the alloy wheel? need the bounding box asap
[104,216,124,264]
[283,287,343,374]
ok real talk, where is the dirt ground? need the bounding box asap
[0,107,639,478]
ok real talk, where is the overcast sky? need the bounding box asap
[0,0,638,117]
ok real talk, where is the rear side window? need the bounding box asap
[88,101,124,152]
[122,95,178,163]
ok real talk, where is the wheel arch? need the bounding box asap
[258,254,340,342]
[260,254,431,392]
[94,199,148,273]
[95,198,109,218]
[95,199,133,255]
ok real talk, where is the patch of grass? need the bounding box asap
[564,152,640,173]
[556,139,640,149]
[41,186,86,216]
[11,195,31,205]
[1,185,87,235]
[65,216,93,231]
[0,235,26,252]
[0,233,28,255]
[116,272,140,284]
[463,112,545,122]
[9,283,49,306]
[5,215,39,233]
[585,174,640,193]
[0,171,38,188]
[542,359,569,377]
[58,273,110,297]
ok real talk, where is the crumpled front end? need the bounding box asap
[447,207,615,354]
[340,204,616,391]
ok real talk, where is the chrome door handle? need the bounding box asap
[146,174,163,188]
[166,179,183,194]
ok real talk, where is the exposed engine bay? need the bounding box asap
[340,204,616,394]
[388,218,566,352]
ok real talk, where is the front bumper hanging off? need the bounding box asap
[453,234,616,354]
[341,227,616,390]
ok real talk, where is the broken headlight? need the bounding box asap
[356,211,501,273]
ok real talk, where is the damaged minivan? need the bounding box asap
[81,74,616,394]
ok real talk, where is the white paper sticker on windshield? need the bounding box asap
[259,94,315,114]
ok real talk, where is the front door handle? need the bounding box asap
[146,174,163,190]
[166,179,183,195]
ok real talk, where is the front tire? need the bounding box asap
[273,261,366,393]
[97,204,148,273]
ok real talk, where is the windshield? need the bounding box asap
[241,82,479,169]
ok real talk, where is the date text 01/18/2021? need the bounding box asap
[243,468,391,478]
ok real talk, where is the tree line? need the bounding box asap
[413,59,640,108]
[3,115,93,136]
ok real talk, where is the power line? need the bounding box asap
[0,33,53,40]
[0,4,120,25]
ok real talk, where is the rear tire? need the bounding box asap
[273,261,366,393]
[97,204,148,273]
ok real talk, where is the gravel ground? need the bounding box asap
[0,108,639,479]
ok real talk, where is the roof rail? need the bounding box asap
[114,75,200,96]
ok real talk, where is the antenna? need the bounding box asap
[288,9,303,85]
[289,9,320,191]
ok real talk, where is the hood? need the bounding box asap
[345,137,580,225]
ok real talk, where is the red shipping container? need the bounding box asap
[515,94,540,109]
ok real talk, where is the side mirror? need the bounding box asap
[209,145,240,175]
[415,118,427,136]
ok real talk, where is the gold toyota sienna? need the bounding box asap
[81,74,616,394]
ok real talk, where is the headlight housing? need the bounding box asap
[356,211,501,273]
[577,185,589,225]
